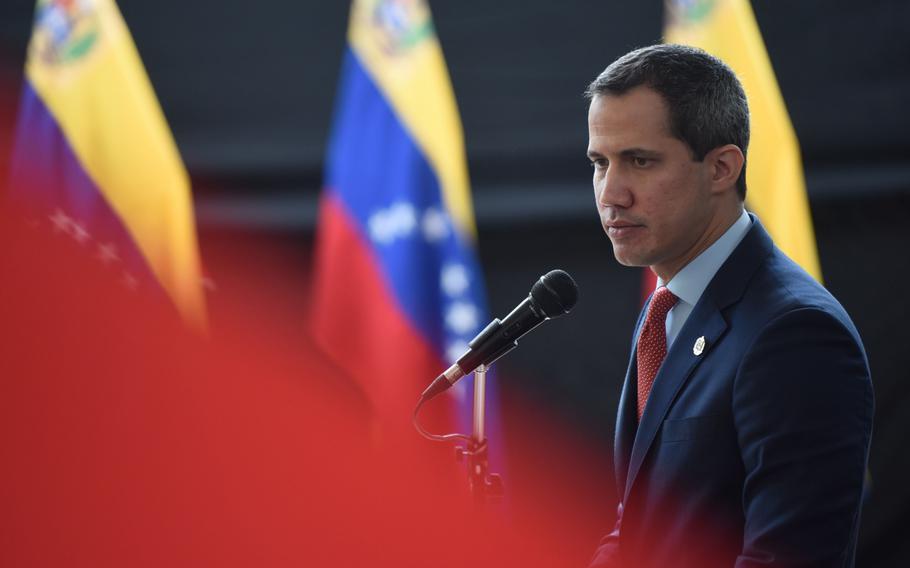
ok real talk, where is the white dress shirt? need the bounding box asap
[657,209,752,348]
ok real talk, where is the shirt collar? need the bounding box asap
[656,209,752,306]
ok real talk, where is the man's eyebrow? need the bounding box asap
[619,147,661,158]
[587,148,662,160]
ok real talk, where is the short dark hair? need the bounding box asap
[585,44,750,199]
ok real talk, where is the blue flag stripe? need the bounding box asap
[326,49,488,362]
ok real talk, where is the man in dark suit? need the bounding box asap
[586,45,873,568]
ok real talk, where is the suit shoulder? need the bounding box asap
[733,270,872,404]
[719,247,867,372]
[744,247,858,335]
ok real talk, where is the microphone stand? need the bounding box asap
[412,364,504,504]
[415,269,578,503]
[454,364,503,504]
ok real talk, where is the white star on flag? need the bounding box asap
[70,222,90,244]
[97,242,119,264]
[440,263,470,296]
[445,301,479,335]
[49,209,72,234]
[122,271,139,291]
[421,207,449,242]
[368,202,417,245]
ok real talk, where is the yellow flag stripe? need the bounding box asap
[26,0,207,329]
[347,0,477,238]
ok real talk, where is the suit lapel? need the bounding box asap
[614,340,639,496]
[623,300,727,502]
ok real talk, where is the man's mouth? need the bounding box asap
[604,220,644,239]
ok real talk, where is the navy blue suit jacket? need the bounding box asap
[591,217,873,568]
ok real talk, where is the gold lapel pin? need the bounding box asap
[693,336,706,356]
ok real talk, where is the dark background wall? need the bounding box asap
[2,1,909,565]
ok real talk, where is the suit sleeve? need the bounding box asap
[732,307,873,567]
[589,502,623,568]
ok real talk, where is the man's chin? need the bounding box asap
[611,248,650,269]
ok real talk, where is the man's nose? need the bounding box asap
[597,166,633,209]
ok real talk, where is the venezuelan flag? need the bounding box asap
[9,0,207,330]
[311,0,489,431]
[664,0,822,281]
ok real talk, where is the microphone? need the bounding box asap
[420,269,578,402]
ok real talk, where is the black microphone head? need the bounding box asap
[530,269,578,317]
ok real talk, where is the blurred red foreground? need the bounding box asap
[0,196,614,567]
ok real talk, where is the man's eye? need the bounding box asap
[632,156,651,167]
[591,159,608,169]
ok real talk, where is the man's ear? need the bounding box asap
[706,144,745,195]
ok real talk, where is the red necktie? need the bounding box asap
[636,287,678,420]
